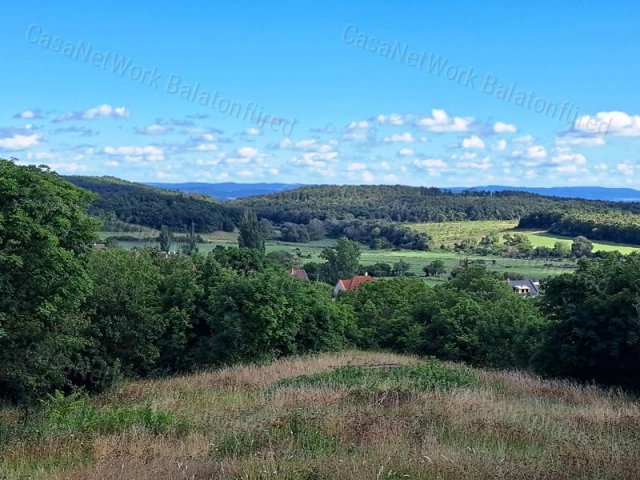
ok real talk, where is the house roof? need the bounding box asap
[507,279,540,295]
[336,274,375,291]
[290,268,309,281]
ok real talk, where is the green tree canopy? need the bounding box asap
[0,160,98,402]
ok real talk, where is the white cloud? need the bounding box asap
[104,145,164,162]
[376,113,405,126]
[347,162,367,171]
[493,121,517,133]
[552,152,587,165]
[383,132,415,143]
[14,109,43,120]
[556,135,605,147]
[413,158,447,175]
[237,146,259,158]
[347,120,369,130]
[526,145,548,159]
[492,139,507,151]
[462,135,485,149]
[617,161,635,175]
[398,148,414,157]
[458,156,492,171]
[383,173,399,182]
[417,109,473,132]
[138,124,169,135]
[362,171,375,183]
[574,111,640,137]
[244,127,262,136]
[342,131,368,142]
[195,143,219,152]
[56,104,130,122]
[0,133,40,150]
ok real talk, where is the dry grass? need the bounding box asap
[2,351,639,480]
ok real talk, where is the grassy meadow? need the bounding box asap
[408,220,640,254]
[2,351,639,480]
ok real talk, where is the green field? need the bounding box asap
[409,220,640,254]
[100,227,576,281]
[522,230,640,254]
[101,217,640,282]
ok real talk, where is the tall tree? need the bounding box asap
[181,222,199,256]
[238,209,265,252]
[571,236,593,258]
[0,160,98,402]
[158,225,173,253]
[320,237,361,283]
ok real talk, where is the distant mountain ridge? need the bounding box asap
[146,182,304,200]
[450,185,640,202]
[148,182,640,202]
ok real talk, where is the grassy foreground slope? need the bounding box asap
[2,351,639,480]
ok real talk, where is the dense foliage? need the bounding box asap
[537,253,640,389]
[233,184,640,223]
[0,162,98,402]
[66,176,239,233]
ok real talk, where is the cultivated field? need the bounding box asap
[409,220,640,254]
[2,351,639,479]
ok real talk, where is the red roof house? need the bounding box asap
[290,268,309,281]
[333,274,375,295]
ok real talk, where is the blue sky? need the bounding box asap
[2,1,639,187]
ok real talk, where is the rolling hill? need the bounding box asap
[65,176,240,232]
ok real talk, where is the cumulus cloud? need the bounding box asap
[347,162,368,172]
[413,158,447,176]
[0,133,40,150]
[417,109,473,132]
[526,145,548,159]
[383,132,415,143]
[104,145,164,162]
[556,135,605,147]
[55,104,130,122]
[574,111,640,137]
[237,146,259,158]
[493,121,517,133]
[135,124,170,135]
[462,135,485,149]
[458,156,492,171]
[552,152,587,165]
[492,139,507,151]
[13,109,44,120]
[617,161,635,175]
[346,120,370,130]
[398,148,414,157]
[244,127,262,136]
[376,113,405,126]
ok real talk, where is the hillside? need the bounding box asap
[65,176,240,233]
[453,185,640,202]
[231,184,640,223]
[2,351,638,480]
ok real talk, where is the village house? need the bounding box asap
[289,268,309,281]
[507,279,541,297]
[333,273,375,295]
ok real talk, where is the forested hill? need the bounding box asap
[65,176,239,232]
[230,184,640,223]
